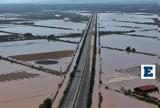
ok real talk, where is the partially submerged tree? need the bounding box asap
[132,48,136,53]
[125,46,131,52]
[39,98,52,108]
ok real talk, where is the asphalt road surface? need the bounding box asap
[61,13,97,108]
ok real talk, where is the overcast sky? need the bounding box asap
[0,0,158,4]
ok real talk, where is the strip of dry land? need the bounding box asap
[10,50,74,61]
[0,71,39,82]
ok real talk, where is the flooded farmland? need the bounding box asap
[0,25,81,36]
[0,32,10,36]
[0,40,77,56]
[0,10,88,108]
[34,19,86,31]
[0,4,160,108]
[0,60,62,108]
[0,39,78,72]
[92,12,160,108]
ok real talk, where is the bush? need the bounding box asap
[24,33,34,37]
[39,98,52,108]
[132,48,136,53]
[125,46,131,52]
[47,35,56,40]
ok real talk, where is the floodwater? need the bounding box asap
[93,12,160,108]
[29,57,73,72]
[0,25,80,36]
[101,48,160,83]
[59,37,81,42]
[67,11,91,17]
[0,60,62,108]
[0,40,77,56]
[0,32,10,36]
[98,13,158,31]
[0,24,23,28]
[126,30,160,38]
[35,19,86,31]
[0,12,86,108]
[101,34,160,55]
[0,39,77,72]
[0,19,86,36]
[101,86,157,108]
[101,78,160,108]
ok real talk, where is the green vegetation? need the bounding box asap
[0,11,89,24]
[0,34,19,42]
[23,33,34,37]
[98,93,103,108]
[122,33,158,39]
[39,98,52,108]
[102,46,157,58]
[125,46,136,53]
[20,12,89,23]
[132,48,136,53]
[0,31,81,44]
[47,35,56,40]
[125,46,131,52]
[122,89,160,107]
[99,30,135,36]
[57,33,83,38]
[106,86,160,108]
[47,35,79,44]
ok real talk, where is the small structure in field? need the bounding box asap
[64,17,70,22]
[55,14,61,18]
[134,85,159,93]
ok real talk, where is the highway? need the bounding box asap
[60,13,97,108]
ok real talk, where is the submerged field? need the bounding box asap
[0,11,89,108]
[0,10,160,108]
[0,60,62,108]
[92,12,160,108]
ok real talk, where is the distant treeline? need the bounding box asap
[0,4,159,14]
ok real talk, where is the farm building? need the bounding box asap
[134,85,159,93]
